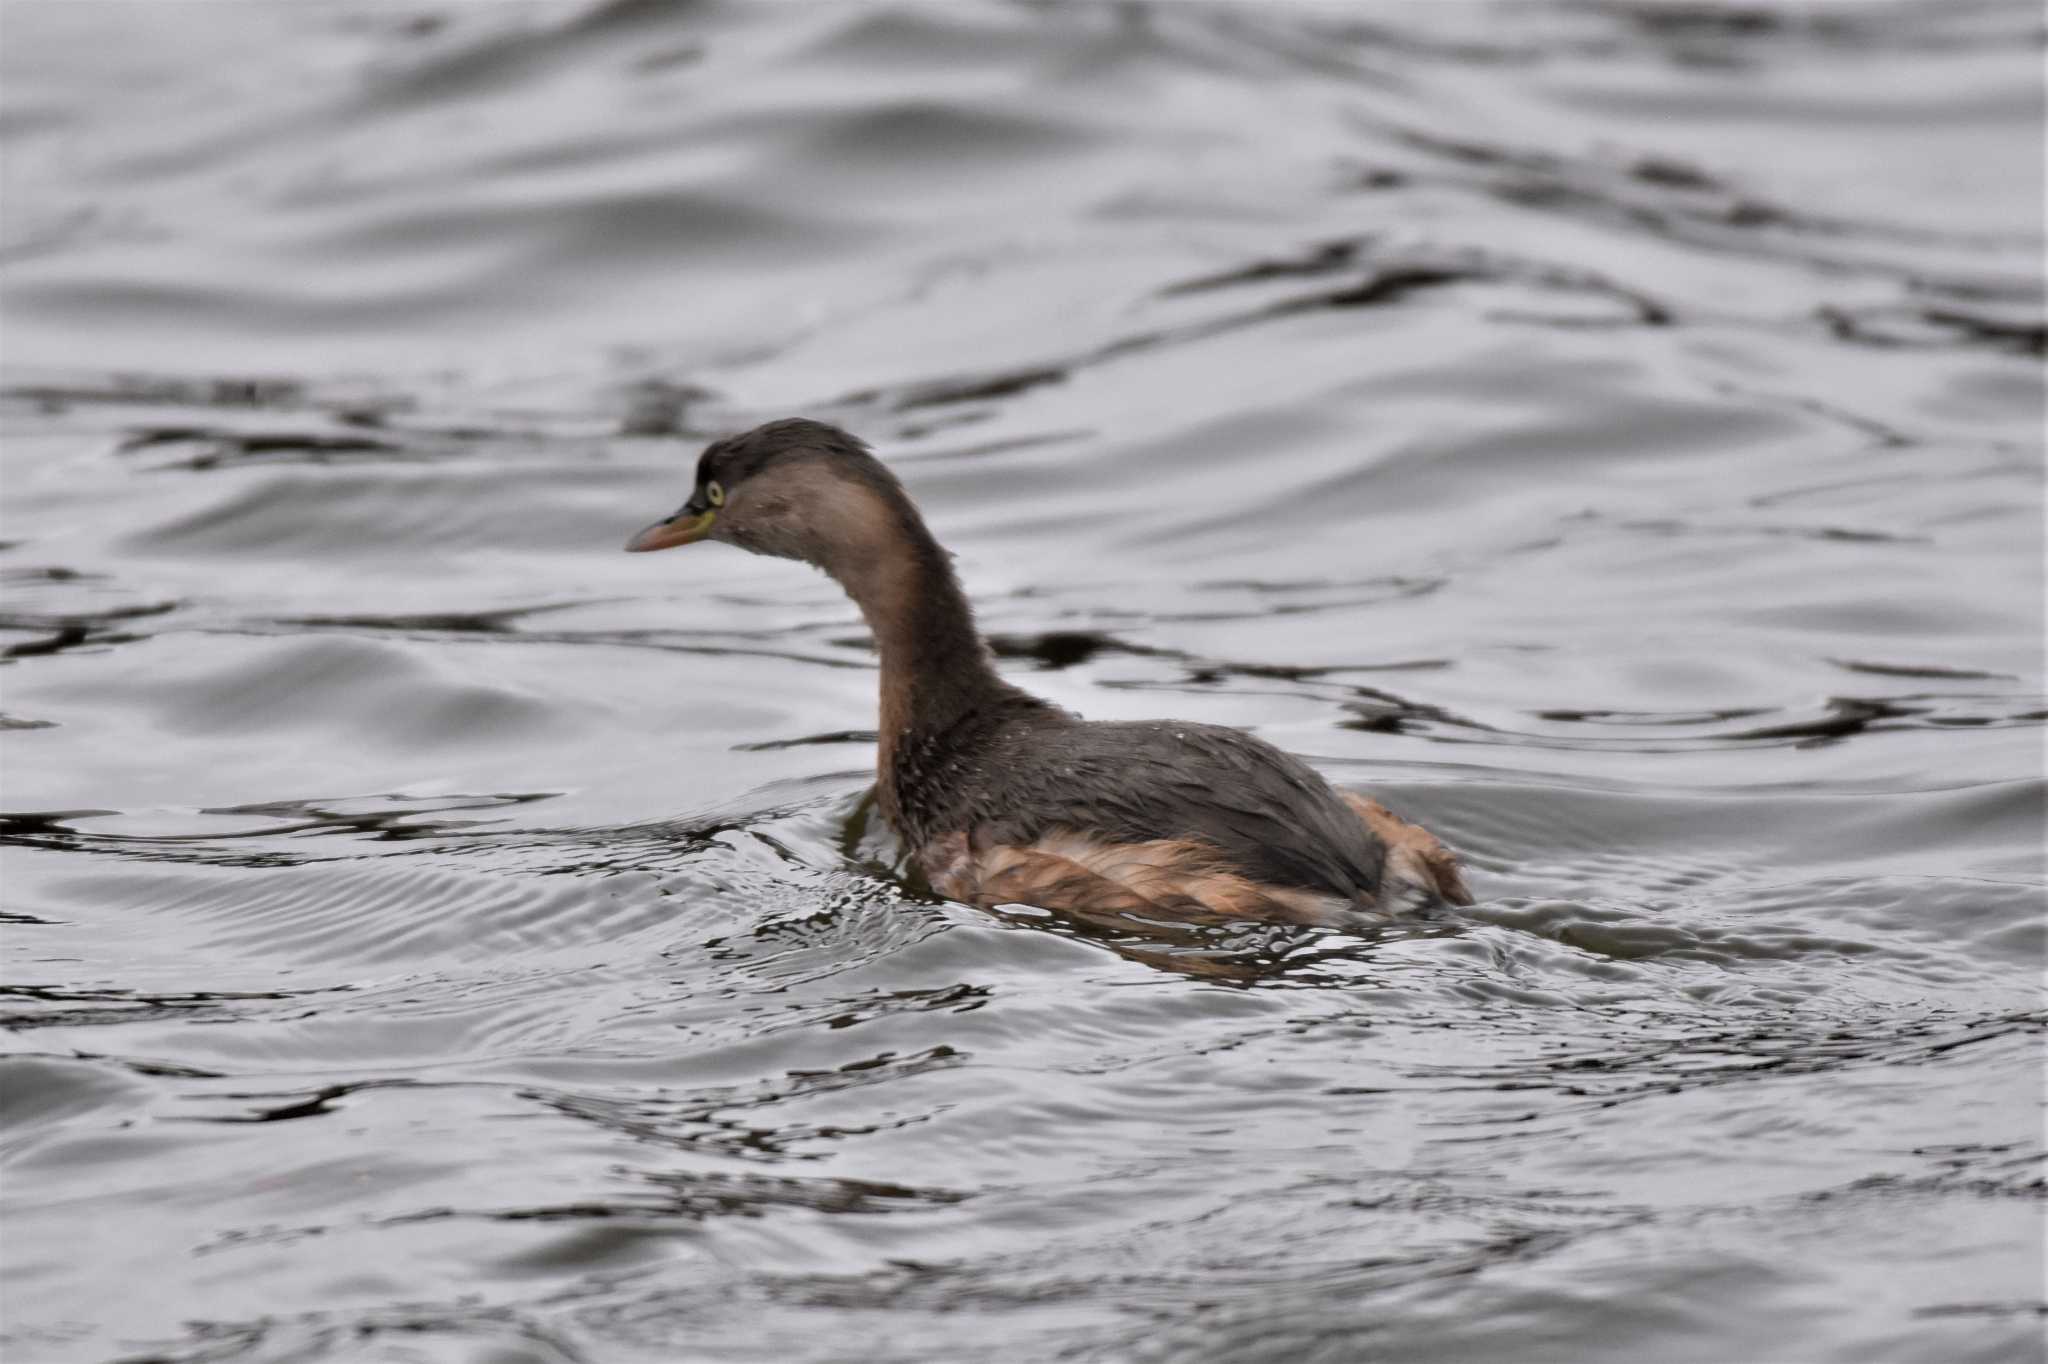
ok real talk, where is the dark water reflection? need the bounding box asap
[2,3,2043,1361]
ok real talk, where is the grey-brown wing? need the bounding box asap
[967,720,1387,901]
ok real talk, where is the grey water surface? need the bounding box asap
[2,3,2044,1362]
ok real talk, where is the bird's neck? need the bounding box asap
[825,503,1017,781]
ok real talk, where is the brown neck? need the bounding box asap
[819,493,1014,774]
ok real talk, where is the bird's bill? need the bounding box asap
[624,510,716,552]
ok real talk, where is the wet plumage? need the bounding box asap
[628,418,1471,925]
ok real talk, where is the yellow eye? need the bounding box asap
[705,480,725,508]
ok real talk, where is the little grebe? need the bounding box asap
[627,419,1471,925]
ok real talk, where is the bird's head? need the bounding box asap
[625,418,906,569]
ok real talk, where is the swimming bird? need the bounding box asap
[627,419,1471,926]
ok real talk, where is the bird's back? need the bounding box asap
[914,713,1390,905]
